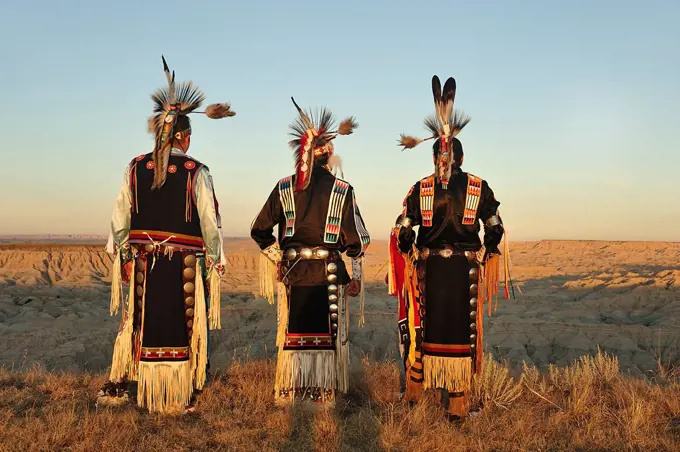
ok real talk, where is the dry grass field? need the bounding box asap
[0,352,678,451]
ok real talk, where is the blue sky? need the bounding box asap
[0,0,678,240]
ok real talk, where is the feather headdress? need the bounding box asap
[398,75,470,188]
[288,97,357,191]
[148,56,236,190]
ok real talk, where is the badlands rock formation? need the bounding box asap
[0,240,678,375]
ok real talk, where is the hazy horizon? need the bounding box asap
[1,1,679,241]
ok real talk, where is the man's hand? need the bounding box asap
[346,279,361,297]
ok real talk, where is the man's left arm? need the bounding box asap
[479,180,504,257]
[194,167,225,277]
[339,186,370,326]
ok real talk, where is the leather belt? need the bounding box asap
[283,247,339,262]
[418,247,477,261]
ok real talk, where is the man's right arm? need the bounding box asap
[251,183,283,262]
[396,183,421,254]
[110,163,133,252]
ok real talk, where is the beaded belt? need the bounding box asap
[418,247,477,261]
[283,247,340,262]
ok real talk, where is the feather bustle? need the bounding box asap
[337,117,358,135]
[203,103,235,119]
[398,135,423,149]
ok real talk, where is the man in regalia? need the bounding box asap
[387,75,510,421]
[98,56,235,414]
[251,98,370,407]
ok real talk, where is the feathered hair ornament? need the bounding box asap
[148,56,236,190]
[288,97,357,191]
[397,75,470,188]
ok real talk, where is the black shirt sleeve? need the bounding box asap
[250,183,281,250]
[339,186,369,259]
[478,180,504,252]
[397,183,420,253]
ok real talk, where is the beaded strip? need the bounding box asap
[324,178,350,243]
[278,176,296,237]
[462,174,483,225]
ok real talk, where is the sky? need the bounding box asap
[0,0,679,241]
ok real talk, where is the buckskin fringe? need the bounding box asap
[137,360,193,415]
[274,350,337,398]
[336,287,349,393]
[259,253,277,304]
[484,254,500,316]
[359,256,366,327]
[109,252,122,316]
[276,283,288,349]
[422,356,472,392]
[109,280,136,382]
[191,260,209,390]
[208,268,221,330]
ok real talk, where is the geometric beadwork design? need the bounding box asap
[324,178,349,243]
[462,174,483,225]
[278,176,296,237]
[419,175,435,227]
[351,190,371,252]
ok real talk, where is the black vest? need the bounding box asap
[128,152,205,251]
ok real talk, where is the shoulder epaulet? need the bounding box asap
[131,153,150,167]
[467,173,484,184]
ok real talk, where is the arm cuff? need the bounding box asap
[395,214,412,229]
[262,242,282,264]
[485,215,502,227]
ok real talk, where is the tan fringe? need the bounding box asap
[275,283,288,349]
[274,350,337,397]
[109,280,136,382]
[208,269,221,330]
[358,256,366,327]
[109,253,122,316]
[422,356,472,392]
[137,360,193,415]
[336,286,349,393]
[191,260,209,390]
[259,253,276,304]
[484,254,500,316]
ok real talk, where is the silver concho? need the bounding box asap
[316,249,330,259]
[470,343,476,350]
[420,248,430,259]
[327,273,338,283]
[328,294,338,303]
[470,334,477,342]
[327,262,337,273]
[327,284,338,294]
[285,249,298,261]
[440,248,453,258]
[331,323,338,330]
[470,284,478,296]
[465,250,475,261]
[469,268,479,280]
[330,313,338,322]
[300,248,313,260]
[470,311,477,320]
[469,297,478,308]
[470,323,477,331]
[329,303,338,313]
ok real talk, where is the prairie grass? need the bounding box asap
[0,351,678,451]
